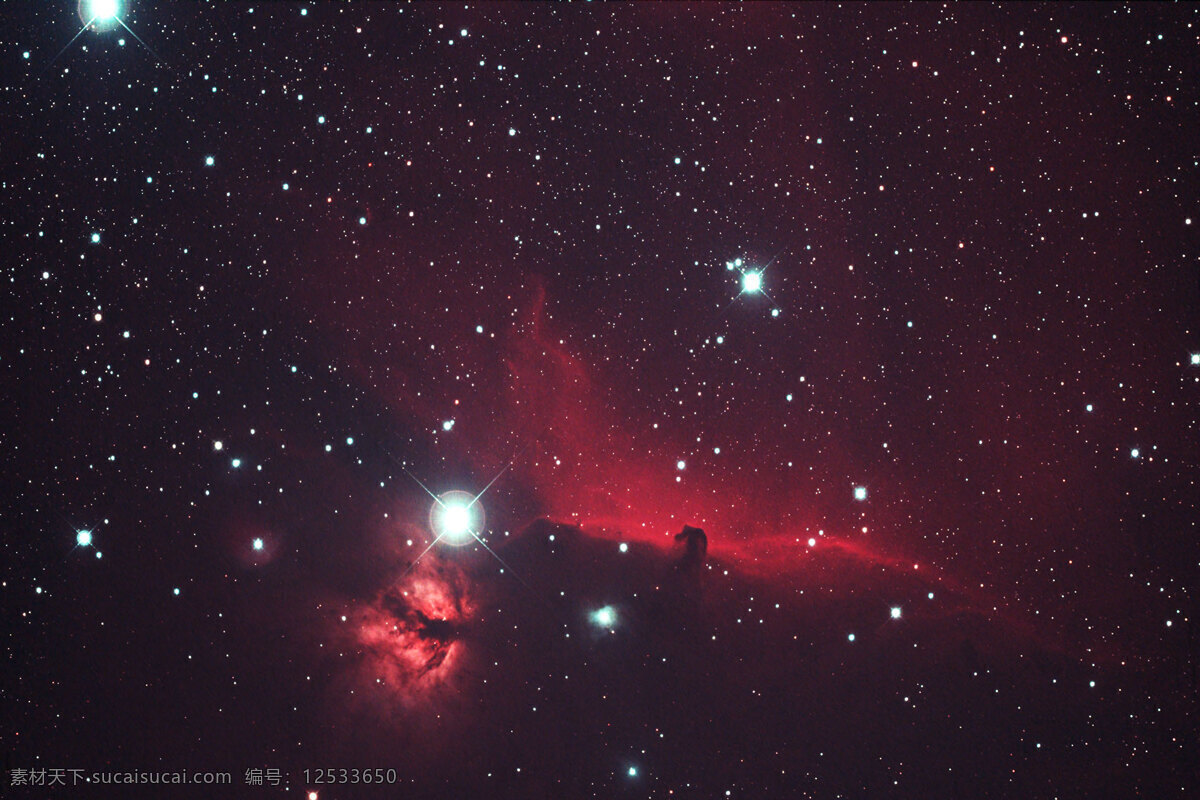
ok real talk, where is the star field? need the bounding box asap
[3,3,1199,798]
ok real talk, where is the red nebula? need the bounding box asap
[350,560,474,702]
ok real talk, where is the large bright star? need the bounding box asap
[396,442,531,582]
[429,490,484,547]
[442,505,471,537]
[88,0,119,21]
[53,0,160,66]
[718,250,785,318]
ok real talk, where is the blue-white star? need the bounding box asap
[591,606,617,628]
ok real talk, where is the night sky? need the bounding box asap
[5,2,1200,798]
